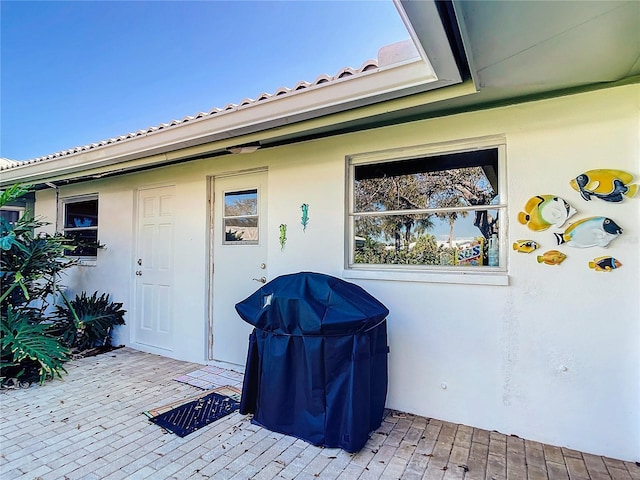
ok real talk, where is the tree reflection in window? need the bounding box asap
[352,148,502,267]
[224,189,259,244]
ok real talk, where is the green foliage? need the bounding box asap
[1,184,72,383]
[354,233,453,266]
[1,307,69,384]
[53,291,126,350]
[1,183,124,386]
[1,225,76,309]
[0,184,30,208]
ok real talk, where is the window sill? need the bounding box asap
[343,267,509,286]
[75,259,97,267]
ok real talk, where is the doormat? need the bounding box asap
[148,391,241,437]
[173,365,244,390]
[143,385,241,419]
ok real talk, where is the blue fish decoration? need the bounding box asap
[588,256,622,272]
[554,216,622,248]
[301,203,309,232]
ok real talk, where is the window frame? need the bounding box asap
[345,136,508,286]
[60,194,99,262]
[0,206,26,226]
[222,188,260,246]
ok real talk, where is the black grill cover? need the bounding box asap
[236,272,389,452]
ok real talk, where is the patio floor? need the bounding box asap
[1,348,638,480]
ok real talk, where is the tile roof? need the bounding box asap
[1,58,382,171]
[0,158,21,169]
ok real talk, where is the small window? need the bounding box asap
[223,189,259,245]
[348,140,505,272]
[0,207,24,226]
[62,195,99,257]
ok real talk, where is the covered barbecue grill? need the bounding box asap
[236,272,389,452]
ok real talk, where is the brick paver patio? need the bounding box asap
[1,348,638,480]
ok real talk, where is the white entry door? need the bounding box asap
[134,185,175,351]
[211,171,267,365]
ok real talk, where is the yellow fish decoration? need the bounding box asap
[570,169,638,203]
[588,256,622,272]
[518,195,577,231]
[512,240,540,254]
[537,250,567,265]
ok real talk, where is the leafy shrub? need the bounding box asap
[1,306,69,384]
[53,291,126,350]
[1,184,124,386]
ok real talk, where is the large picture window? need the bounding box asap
[348,140,506,272]
[62,195,99,258]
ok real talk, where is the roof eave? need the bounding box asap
[2,71,468,188]
[1,0,468,188]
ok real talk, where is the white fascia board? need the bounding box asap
[1,62,448,186]
[2,81,478,189]
[2,0,466,187]
[396,0,464,85]
[29,81,475,186]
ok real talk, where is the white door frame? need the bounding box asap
[207,168,268,361]
[133,184,176,352]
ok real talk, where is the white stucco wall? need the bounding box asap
[34,84,639,460]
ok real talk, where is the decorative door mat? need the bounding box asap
[143,385,241,419]
[147,390,241,437]
[173,365,245,390]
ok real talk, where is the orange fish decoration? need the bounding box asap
[537,250,567,265]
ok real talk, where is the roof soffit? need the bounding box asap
[452,1,640,94]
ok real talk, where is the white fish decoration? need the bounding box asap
[554,216,623,248]
[518,195,577,231]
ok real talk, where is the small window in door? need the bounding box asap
[223,189,258,245]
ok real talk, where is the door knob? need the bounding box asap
[135,271,142,276]
[252,277,266,284]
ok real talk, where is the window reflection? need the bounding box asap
[224,189,259,245]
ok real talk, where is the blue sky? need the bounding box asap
[1,1,410,161]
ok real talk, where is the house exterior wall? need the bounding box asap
[34,84,639,460]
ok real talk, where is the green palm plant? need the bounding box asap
[1,306,69,384]
[53,291,126,350]
[1,184,73,384]
[1,183,126,385]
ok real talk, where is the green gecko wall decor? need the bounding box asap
[279,224,287,251]
[301,203,309,232]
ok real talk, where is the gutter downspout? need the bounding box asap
[44,182,59,232]
[44,182,62,307]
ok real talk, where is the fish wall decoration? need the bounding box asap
[570,169,638,203]
[518,195,577,231]
[588,256,622,272]
[300,203,309,232]
[512,240,540,254]
[537,250,567,265]
[554,216,622,248]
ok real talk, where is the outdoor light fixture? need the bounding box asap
[226,142,261,154]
